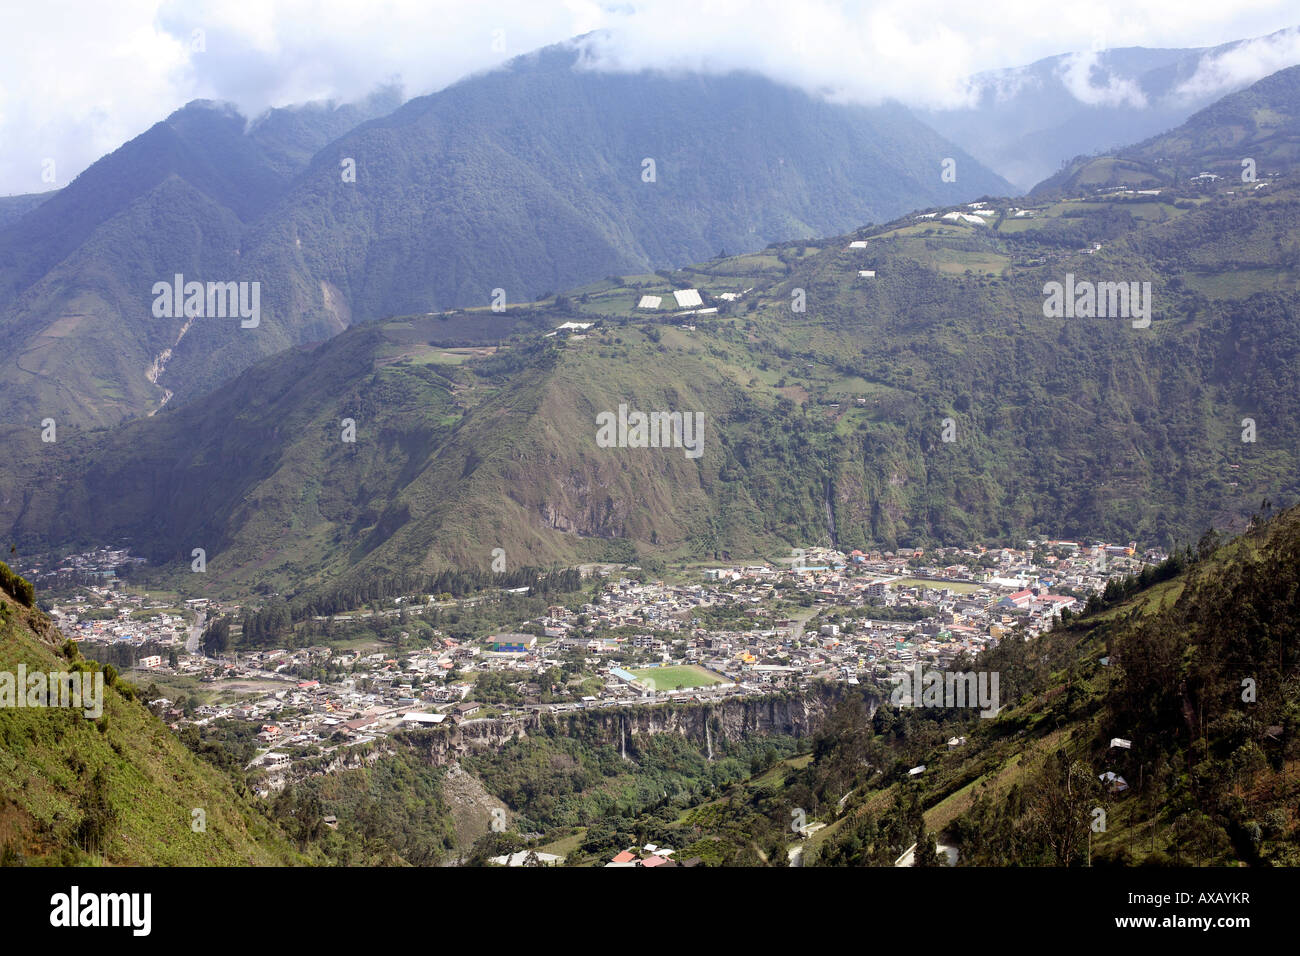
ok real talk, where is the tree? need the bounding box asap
[76,769,118,858]
[202,616,231,656]
[1027,750,1095,866]
[913,824,944,867]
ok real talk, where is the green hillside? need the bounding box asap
[0,98,392,428]
[0,563,308,865]
[4,158,1297,600]
[1034,63,1300,194]
[0,41,1007,430]
[0,191,58,230]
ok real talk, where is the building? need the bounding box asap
[401,712,448,726]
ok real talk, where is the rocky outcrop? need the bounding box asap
[403,686,877,765]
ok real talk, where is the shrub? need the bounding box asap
[0,561,35,607]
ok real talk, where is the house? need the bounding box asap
[1099,771,1129,793]
[342,714,381,733]
[489,634,536,653]
[610,850,637,865]
[999,589,1035,609]
[401,712,448,725]
[454,702,481,718]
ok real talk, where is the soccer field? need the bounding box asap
[890,578,984,594]
[630,665,725,690]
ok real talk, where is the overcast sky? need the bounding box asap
[1,0,1298,195]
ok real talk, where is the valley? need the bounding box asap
[1,13,1298,883]
[5,525,1170,864]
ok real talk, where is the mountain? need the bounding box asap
[921,27,1300,192]
[0,90,404,305]
[0,563,307,864]
[3,131,1297,599]
[0,94,401,428]
[243,86,405,178]
[657,502,1300,867]
[0,191,58,229]
[243,41,1012,326]
[1035,63,1300,194]
[0,39,1010,429]
[0,102,291,305]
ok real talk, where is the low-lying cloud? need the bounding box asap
[0,0,1297,195]
[1173,24,1300,99]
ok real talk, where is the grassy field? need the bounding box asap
[890,578,985,594]
[631,664,726,690]
[537,827,586,858]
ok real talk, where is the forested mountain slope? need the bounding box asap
[0,41,1006,429]
[2,159,1295,599]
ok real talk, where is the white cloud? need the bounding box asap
[1056,51,1149,108]
[0,0,1296,195]
[1174,25,1300,100]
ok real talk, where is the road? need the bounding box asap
[185,611,206,655]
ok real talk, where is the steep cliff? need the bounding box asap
[403,686,875,767]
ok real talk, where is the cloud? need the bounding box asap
[1173,25,1300,99]
[1056,51,1149,108]
[0,0,193,196]
[0,0,1296,195]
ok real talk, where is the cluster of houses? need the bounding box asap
[44,582,204,656]
[17,546,147,589]
[36,533,1162,791]
[605,844,700,868]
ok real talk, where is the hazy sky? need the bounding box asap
[1,0,1298,195]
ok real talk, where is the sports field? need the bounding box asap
[630,665,725,690]
[890,578,984,594]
